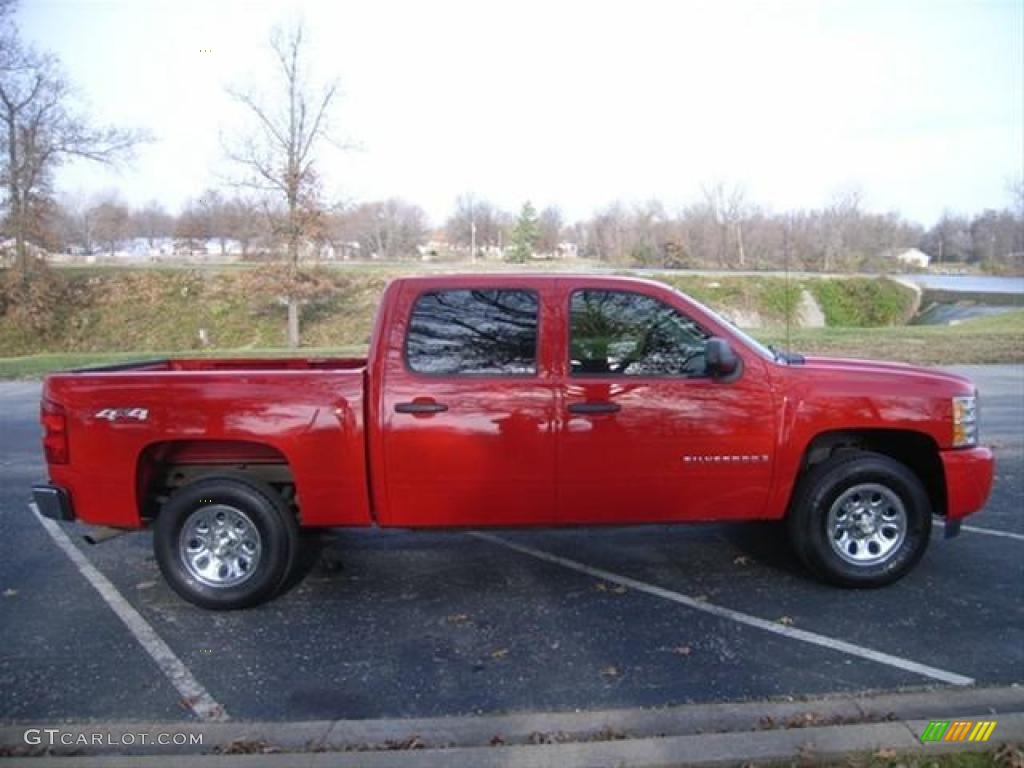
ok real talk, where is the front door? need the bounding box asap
[379,285,557,527]
[557,286,777,524]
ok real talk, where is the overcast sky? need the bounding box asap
[16,0,1024,226]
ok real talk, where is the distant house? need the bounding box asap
[894,248,931,269]
[1,238,51,263]
[556,241,579,259]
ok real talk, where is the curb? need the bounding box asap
[2,714,1022,767]
[2,685,1022,765]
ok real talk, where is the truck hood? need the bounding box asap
[794,356,975,393]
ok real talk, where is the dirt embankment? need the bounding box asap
[0,267,920,358]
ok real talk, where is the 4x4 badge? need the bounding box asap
[94,408,149,422]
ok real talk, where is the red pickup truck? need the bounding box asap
[34,275,994,609]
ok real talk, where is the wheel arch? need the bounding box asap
[136,439,299,523]
[791,428,946,518]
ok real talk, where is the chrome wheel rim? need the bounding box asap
[178,505,262,588]
[827,483,907,566]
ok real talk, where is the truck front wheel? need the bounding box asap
[788,452,932,587]
[154,476,298,609]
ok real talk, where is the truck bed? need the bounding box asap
[42,357,373,529]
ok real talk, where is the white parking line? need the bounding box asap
[30,504,229,721]
[935,519,1024,542]
[469,532,975,688]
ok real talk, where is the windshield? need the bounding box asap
[671,290,779,362]
[715,312,780,362]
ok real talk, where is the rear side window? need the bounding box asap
[570,289,710,376]
[406,289,539,375]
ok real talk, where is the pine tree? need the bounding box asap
[507,201,539,263]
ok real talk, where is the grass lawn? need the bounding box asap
[758,310,1024,366]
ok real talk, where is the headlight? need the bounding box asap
[952,394,978,447]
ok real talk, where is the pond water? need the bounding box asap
[898,274,1024,294]
[913,303,1018,325]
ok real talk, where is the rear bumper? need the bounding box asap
[940,446,995,521]
[32,484,75,521]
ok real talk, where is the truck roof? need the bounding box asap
[392,272,671,291]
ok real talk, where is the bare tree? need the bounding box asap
[818,187,863,271]
[90,196,131,256]
[52,193,98,255]
[174,199,209,257]
[132,200,173,251]
[445,194,508,257]
[1011,177,1024,219]
[0,3,144,268]
[223,196,264,258]
[343,198,427,260]
[700,183,752,268]
[536,206,563,255]
[225,21,341,346]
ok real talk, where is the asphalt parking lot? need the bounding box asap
[0,365,1021,725]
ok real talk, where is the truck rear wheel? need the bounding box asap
[788,451,932,587]
[154,476,298,610]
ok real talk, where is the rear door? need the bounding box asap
[556,284,776,524]
[377,283,557,527]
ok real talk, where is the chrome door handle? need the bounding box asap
[394,402,448,414]
[568,401,621,414]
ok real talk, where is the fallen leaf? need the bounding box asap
[777,616,795,626]
[993,743,1023,768]
[590,727,628,742]
[490,648,508,659]
[388,736,425,750]
[693,594,709,603]
[796,741,817,761]
[2,588,17,597]
[595,582,608,592]
[600,665,620,678]
[671,645,692,657]
[733,555,751,566]
[135,581,156,590]
[874,747,897,759]
[214,740,280,755]
[786,712,822,728]
[446,613,470,625]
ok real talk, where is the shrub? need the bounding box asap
[809,278,916,327]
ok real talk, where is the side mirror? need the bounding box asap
[705,337,739,378]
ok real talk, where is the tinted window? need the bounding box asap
[570,290,710,376]
[407,289,538,375]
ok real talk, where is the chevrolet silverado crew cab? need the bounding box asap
[33,275,995,609]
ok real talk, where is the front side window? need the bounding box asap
[406,289,538,375]
[570,289,710,376]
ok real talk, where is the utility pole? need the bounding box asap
[470,219,476,263]
[735,222,746,268]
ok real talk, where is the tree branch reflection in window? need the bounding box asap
[407,289,538,375]
[570,290,710,376]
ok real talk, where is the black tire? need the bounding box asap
[154,476,298,610]
[787,451,932,587]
